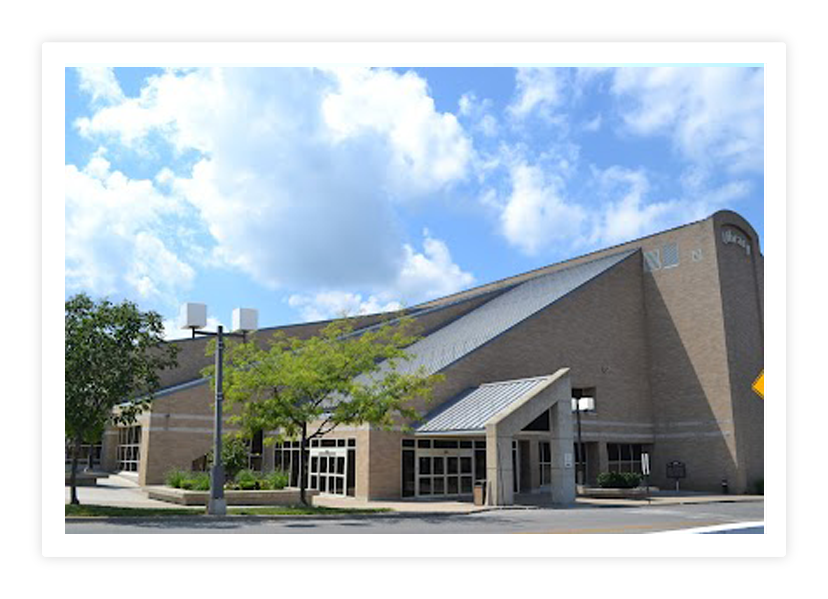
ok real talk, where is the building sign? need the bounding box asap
[722,228,752,256]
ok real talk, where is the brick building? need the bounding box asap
[100,210,764,504]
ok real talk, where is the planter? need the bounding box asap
[578,487,657,499]
[147,486,319,506]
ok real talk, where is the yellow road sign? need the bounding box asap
[752,370,764,399]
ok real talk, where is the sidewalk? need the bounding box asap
[67,474,763,513]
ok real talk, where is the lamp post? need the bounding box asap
[180,304,258,516]
[571,395,595,487]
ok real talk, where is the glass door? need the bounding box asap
[416,448,474,498]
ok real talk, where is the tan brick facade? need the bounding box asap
[103,210,763,498]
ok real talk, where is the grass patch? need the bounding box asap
[66,504,391,518]
[65,504,205,518]
[228,506,392,516]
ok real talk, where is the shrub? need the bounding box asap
[165,469,187,489]
[752,478,764,495]
[262,469,290,490]
[235,469,260,491]
[165,469,211,491]
[597,471,642,489]
[190,471,211,491]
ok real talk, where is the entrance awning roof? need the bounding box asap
[415,375,556,434]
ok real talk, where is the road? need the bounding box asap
[66,500,762,534]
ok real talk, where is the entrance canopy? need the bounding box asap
[415,375,561,435]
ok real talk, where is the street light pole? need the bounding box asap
[208,325,226,516]
[180,304,258,517]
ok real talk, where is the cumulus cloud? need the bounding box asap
[496,161,588,256]
[72,67,476,313]
[611,67,764,173]
[287,292,402,323]
[508,67,569,120]
[76,67,125,105]
[286,229,475,322]
[585,165,753,247]
[65,152,196,305]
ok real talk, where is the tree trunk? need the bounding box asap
[299,423,308,506]
[70,436,81,505]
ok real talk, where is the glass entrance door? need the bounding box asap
[416,449,474,497]
[309,449,347,496]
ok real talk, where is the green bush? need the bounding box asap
[165,469,211,491]
[190,471,211,491]
[597,471,642,489]
[165,469,187,489]
[235,469,260,491]
[752,478,764,495]
[262,469,290,490]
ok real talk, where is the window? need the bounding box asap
[247,430,264,470]
[607,443,645,473]
[117,425,141,472]
[273,442,305,487]
[539,441,552,486]
[662,242,680,269]
[644,249,661,272]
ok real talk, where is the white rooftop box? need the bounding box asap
[179,302,207,330]
[232,308,259,333]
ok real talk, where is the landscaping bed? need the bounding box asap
[65,504,389,518]
[147,485,319,506]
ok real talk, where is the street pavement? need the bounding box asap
[66,473,763,534]
[65,500,763,534]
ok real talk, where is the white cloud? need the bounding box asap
[395,230,476,302]
[611,67,764,173]
[65,152,195,304]
[508,67,568,120]
[586,165,752,247]
[458,92,499,137]
[497,161,588,256]
[76,67,125,105]
[287,291,402,323]
[323,68,473,195]
[75,67,475,300]
[286,229,474,322]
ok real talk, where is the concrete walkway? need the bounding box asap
[67,474,763,513]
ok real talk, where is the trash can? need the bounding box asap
[473,480,486,506]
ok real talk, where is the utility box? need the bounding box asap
[179,303,207,330]
[232,308,259,333]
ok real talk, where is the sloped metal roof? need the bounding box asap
[371,248,637,380]
[416,376,554,433]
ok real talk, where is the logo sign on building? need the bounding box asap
[564,452,574,468]
[642,453,650,476]
[752,370,764,399]
[722,228,752,256]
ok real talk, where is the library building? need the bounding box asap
[94,210,764,505]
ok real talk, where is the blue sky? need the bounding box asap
[64,66,764,337]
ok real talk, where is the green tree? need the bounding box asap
[210,316,441,505]
[65,293,178,504]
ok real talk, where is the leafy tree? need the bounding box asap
[65,293,178,504]
[209,316,441,505]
